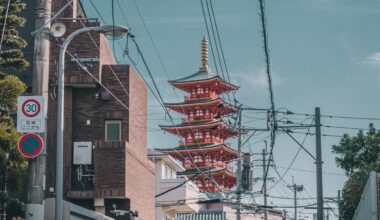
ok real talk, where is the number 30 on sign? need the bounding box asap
[17,96,45,133]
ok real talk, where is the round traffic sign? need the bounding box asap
[18,133,44,158]
[21,99,41,117]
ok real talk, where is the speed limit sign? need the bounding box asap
[17,96,45,133]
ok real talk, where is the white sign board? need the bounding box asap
[17,96,45,133]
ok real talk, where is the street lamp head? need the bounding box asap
[94,25,129,39]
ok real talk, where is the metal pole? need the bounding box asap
[263,149,268,220]
[56,26,97,220]
[236,109,242,220]
[2,154,8,220]
[294,183,297,220]
[315,107,324,220]
[338,190,341,220]
[26,1,51,219]
[56,25,128,220]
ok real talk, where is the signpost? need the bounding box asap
[18,133,44,158]
[17,96,45,133]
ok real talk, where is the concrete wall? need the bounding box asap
[153,157,200,220]
[45,198,114,220]
[353,171,379,220]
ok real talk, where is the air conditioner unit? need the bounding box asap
[73,142,92,165]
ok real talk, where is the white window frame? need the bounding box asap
[105,120,121,141]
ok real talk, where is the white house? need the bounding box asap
[148,150,201,220]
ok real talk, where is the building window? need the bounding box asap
[164,215,174,220]
[105,120,121,141]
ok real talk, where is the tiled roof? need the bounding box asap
[169,70,216,83]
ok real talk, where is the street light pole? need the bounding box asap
[56,25,128,220]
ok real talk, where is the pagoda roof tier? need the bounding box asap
[155,143,237,158]
[164,98,238,115]
[179,168,236,179]
[169,70,238,94]
[159,120,238,137]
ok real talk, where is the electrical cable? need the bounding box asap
[257,0,277,194]
[0,0,11,52]
[267,118,314,191]
[126,37,228,193]
[199,0,219,76]
[155,173,200,198]
[208,0,231,83]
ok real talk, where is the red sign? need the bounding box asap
[18,133,44,158]
[21,98,41,118]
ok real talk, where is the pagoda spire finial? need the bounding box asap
[200,36,211,72]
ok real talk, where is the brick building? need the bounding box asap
[20,1,155,219]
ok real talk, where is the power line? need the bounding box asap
[285,130,343,138]
[0,0,11,52]
[204,0,226,81]
[321,124,371,131]
[281,111,380,121]
[199,0,220,76]
[257,0,277,194]
[125,37,227,193]
[275,166,345,177]
[208,0,231,83]
[155,173,200,198]
[120,1,236,192]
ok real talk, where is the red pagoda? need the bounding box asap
[157,37,239,193]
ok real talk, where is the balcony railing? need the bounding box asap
[182,117,212,124]
[179,138,222,146]
[184,93,218,102]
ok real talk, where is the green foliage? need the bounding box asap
[340,163,380,220]
[0,0,29,217]
[332,124,380,176]
[0,0,29,72]
[0,74,26,125]
[332,125,380,220]
[0,62,27,219]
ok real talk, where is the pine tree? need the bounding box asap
[0,0,29,72]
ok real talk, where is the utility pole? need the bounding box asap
[236,109,242,220]
[288,178,303,220]
[315,107,324,220]
[337,190,341,220]
[263,148,268,220]
[26,0,51,219]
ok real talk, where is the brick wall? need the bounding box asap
[125,67,154,219]
[46,6,155,218]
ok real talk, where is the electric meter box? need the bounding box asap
[73,142,92,165]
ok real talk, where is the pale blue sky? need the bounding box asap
[82,0,380,218]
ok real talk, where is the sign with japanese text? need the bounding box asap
[17,96,45,133]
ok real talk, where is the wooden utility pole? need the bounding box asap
[26,0,51,219]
